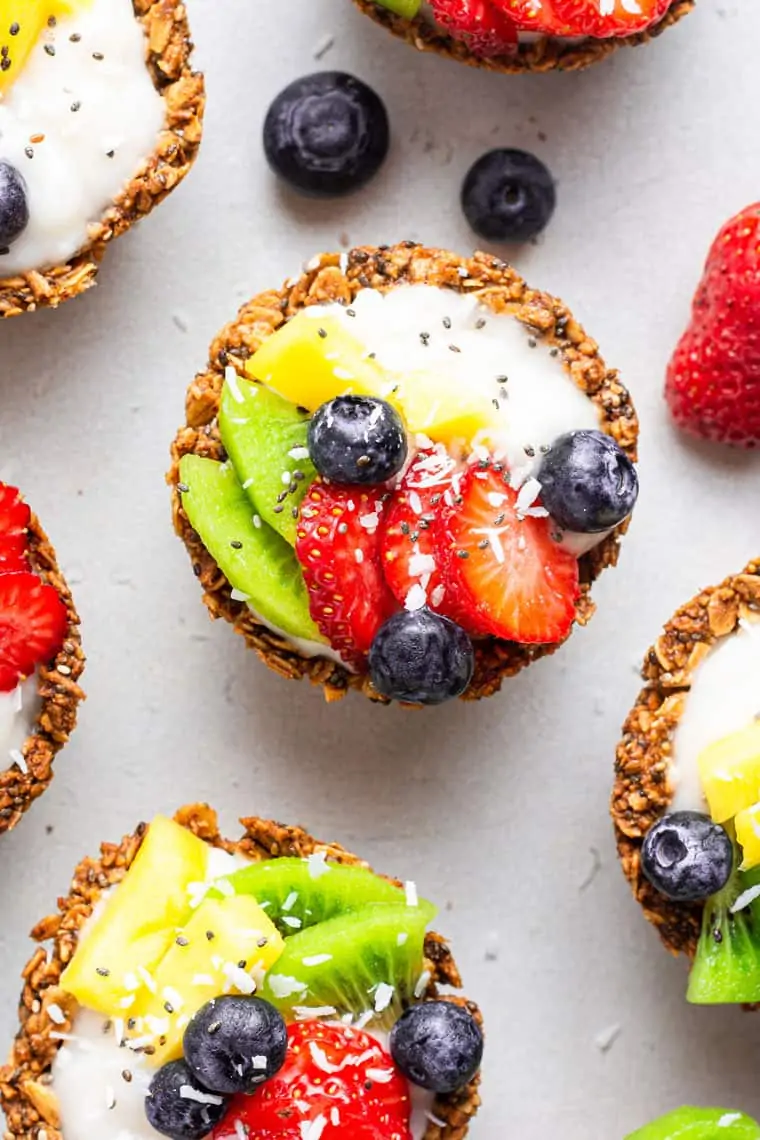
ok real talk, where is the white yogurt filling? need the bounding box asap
[670,618,760,813]
[0,675,40,774]
[0,0,166,275]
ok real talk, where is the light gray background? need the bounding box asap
[1,1,760,1136]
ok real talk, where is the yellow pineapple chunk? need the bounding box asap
[129,895,284,1065]
[61,817,208,1016]
[698,720,760,823]
[736,803,760,870]
[0,2,93,94]
[393,371,503,447]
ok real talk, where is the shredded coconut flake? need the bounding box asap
[731,884,760,913]
[288,446,310,461]
[47,1003,66,1025]
[9,748,26,773]
[405,584,427,612]
[300,1117,327,1140]
[137,966,157,994]
[225,366,245,405]
[292,1004,338,1020]
[365,1068,395,1084]
[405,881,418,907]
[179,1085,225,1106]
[414,970,431,998]
[268,974,309,999]
[302,954,333,967]
[374,983,394,1012]
[222,963,256,994]
[306,852,330,879]
[282,891,299,913]
[515,477,542,518]
[282,915,302,929]
[251,1056,268,1070]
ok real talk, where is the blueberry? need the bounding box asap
[369,609,474,705]
[263,72,389,197]
[461,149,555,243]
[183,996,287,1095]
[641,811,733,902]
[390,1001,483,1094]
[308,395,407,485]
[144,1059,228,1140]
[537,429,639,533]
[0,161,29,251]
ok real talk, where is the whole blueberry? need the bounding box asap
[641,811,733,902]
[369,609,474,705]
[0,161,29,251]
[461,149,555,243]
[390,1001,483,1094]
[263,72,390,197]
[537,429,639,533]
[308,395,407,485]
[144,1059,228,1140]
[183,996,287,1095]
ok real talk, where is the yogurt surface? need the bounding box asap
[0,0,165,275]
[0,675,40,773]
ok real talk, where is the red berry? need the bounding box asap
[213,1022,412,1140]
[430,0,518,57]
[552,0,672,36]
[493,0,576,34]
[438,463,579,644]
[0,534,29,574]
[296,482,397,668]
[0,572,68,692]
[665,203,760,447]
[0,483,31,575]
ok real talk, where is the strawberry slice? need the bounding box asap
[430,0,518,57]
[0,571,68,692]
[552,0,672,37]
[213,1022,412,1140]
[0,482,31,575]
[493,0,578,34]
[0,534,29,574]
[296,482,397,669]
[438,463,580,644]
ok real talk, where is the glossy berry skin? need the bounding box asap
[461,149,555,243]
[369,609,474,705]
[263,72,389,198]
[430,0,518,57]
[0,161,29,250]
[390,1001,483,1094]
[183,996,287,1096]
[641,811,733,903]
[145,1059,228,1140]
[308,396,407,485]
[537,430,638,533]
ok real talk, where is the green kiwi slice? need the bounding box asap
[626,1107,760,1139]
[260,901,436,1029]
[687,859,760,1004]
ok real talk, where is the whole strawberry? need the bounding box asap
[666,203,760,447]
[430,0,518,56]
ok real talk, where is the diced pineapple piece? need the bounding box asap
[393,371,503,447]
[129,895,284,1066]
[61,817,208,1016]
[698,721,760,823]
[736,803,760,870]
[0,2,93,94]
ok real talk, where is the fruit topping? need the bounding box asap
[389,1000,483,1094]
[183,996,287,1095]
[260,901,436,1030]
[553,0,672,37]
[429,0,518,58]
[735,805,760,872]
[0,571,67,693]
[665,203,760,448]
[626,1106,760,1140]
[493,0,576,34]
[640,811,733,903]
[461,149,555,243]
[536,429,639,533]
[296,481,396,667]
[211,857,413,935]
[374,0,422,13]
[369,610,474,705]
[145,1058,228,1140]
[439,462,579,644]
[213,1022,412,1140]
[0,481,30,573]
[263,73,390,198]
[129,895,284,1066]
[697,721,760,824]
[61,816,209,1016]
[0,161,28,251]
[308,396,407,486]
[687,858,760,1005]
[218,374,316,547]
[178,455,323,644]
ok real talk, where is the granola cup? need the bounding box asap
[612,559,760,959]
[0,513,85,836]
[0,0,205,319]
[351,0,694,74]
[0,802,482,1140]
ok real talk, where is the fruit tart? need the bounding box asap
[612,559,760,1006]
[0,0,204,318]
[169,242,639,704]
[626,1108,760,1139]
[0,805,483,1140]
[351,0,693,75]
[0,481,83,834]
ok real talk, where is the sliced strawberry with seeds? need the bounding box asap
[0,571,68,692]
[296,481,398,669]
[553,0,672,37]
[0,482,30,538]
[493,0,578,34]
[439,463,579,644]
[430,0,518,57]
[0,534,29,574]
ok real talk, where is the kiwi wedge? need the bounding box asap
[210,858,418,937]
[687,858,760,1004]
[626,1107,760,1139]
[219,376,316,547]
[260,901,436,1030]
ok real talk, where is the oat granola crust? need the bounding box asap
[0,803,482,1140]
[0,0,205,319]
[351,0,693,74]
[0,513,85,836]
[168,241,639,703]
[612,559,760,959]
